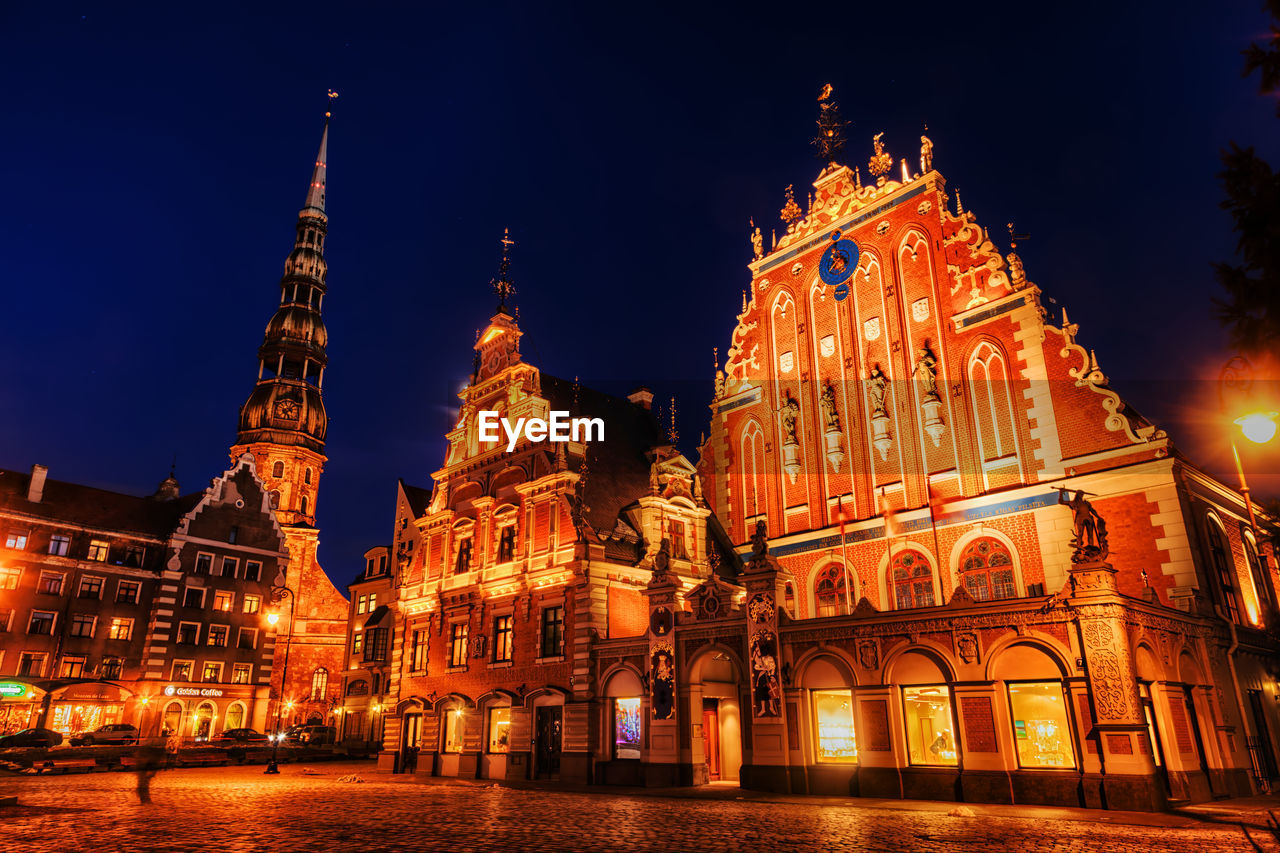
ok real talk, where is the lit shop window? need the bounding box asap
[812,689,857,763]
[902,685,958,766]
[488,708,511,753]
[444,709,464,753]
[1007,682,1076,769]
[614,697,642,760]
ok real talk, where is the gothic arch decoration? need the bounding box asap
[810,559,856,617]
[687,642,748,685]
[430,691,477,713]
[770,290,805,487]
[983,636,1074,682]
[738,418,767,531]
[951,532,1019,602]
[395,695,429,716]
[522,684,571,710]
[966,339,1022,475]
[880,546,939,611]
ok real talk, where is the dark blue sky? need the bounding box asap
[2,2,1277,589]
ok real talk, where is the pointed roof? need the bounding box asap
[303,117,328,216]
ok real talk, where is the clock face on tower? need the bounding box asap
[273,399,300,421]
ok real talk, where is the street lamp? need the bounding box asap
[1220,356,1276,534]
[263,584,296,775]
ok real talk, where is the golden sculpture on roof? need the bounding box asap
[779,184,803,229]
[868,132,893,177]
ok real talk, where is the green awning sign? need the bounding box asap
[0,683,27,698]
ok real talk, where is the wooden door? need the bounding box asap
[702,700,720,781]
[535,707,562,779]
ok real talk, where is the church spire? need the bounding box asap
[233,112,331,478]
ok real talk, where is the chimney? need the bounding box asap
[627,386,654,410]
[27,464,48,503]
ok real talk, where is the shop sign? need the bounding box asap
[163,685,224,698]
[0,683,27,698]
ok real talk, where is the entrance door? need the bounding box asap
[534,707,562,779]
[1249,690,1279,785]
[703,699,720,781]
[402,713,421,774]
[1140,689,1171,796]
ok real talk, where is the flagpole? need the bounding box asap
[927,474,943,593]
[838,494,852,614]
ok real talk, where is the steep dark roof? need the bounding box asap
[540,374,661,539]
[399,481,432,519]
[0,469,200,538]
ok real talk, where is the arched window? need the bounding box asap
[272,461,284,478]
[1244,534,1273,613]
[269,490,280,509]
[224,702,246,731]
[814,565,851,616]
[959,537,1015,601]
[740,421,766,528]
[967,342,1018,464]
[300,495,309,516]
[1205,517,1242,624]
[162,702,183,737]
[455,538,472,574]
[311,667,329,701]
[891,549,935,610]
[346,679,369,697]
[304,468,313,485]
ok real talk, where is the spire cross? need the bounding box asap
[492,227,516,311]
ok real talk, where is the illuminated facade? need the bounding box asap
[0,458,287,739]
[687,98,1280,809]
[371,249,737,783]
[230,115,349,730]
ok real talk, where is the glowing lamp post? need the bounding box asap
[263,585,296,775]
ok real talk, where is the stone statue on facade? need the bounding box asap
[920,135,934,173]
[750,519,769,559]
[779,396,800,444]
[750,221,764,261]
[819,382,840,431]
[914,345,939,401]
[652,537,672,581]
[1057,488,1109,562]
[867,364,889,417]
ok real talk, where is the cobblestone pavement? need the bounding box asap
[0,761,1275,853]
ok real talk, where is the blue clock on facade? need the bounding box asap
[818,231,859,301]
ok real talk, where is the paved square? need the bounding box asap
[0,762,1272,852]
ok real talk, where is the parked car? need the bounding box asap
[70,723,138,747]
[0,728,64,748]
[286,725,336,745]
[213,728,269,744]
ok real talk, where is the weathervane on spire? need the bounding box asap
[812,84,849,165]
[326,89,339,118]
[492,227,516,312]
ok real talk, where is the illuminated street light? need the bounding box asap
[1236,412,1278,445]
[264,585,296,775]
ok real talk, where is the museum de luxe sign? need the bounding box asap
[163,685,224,698]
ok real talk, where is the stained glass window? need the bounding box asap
[891,550,935,610]
[959,537,1016,601]
[614,697,642,759]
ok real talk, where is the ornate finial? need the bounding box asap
[853,166,862,190]
[1006,222,1030,289]
[491,228,516,311]
[812,84,849,164]
[712,346,719,373]
[741,290,747,313]
[771,228,777,250]
[779,184,803,229]
[868,132,893,178]
[326,89,339,118]
[668,396,679,445]
[954,189,963,214]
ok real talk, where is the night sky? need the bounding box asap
[2,2,1277,590]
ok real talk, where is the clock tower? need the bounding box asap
[230,112,348,729]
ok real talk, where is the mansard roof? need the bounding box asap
[0,468,200,538]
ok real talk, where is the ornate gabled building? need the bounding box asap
[230,114,348,730]
[370,242,738,783]
[683,90,1280,809]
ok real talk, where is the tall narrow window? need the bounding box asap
[814,565,851,616]
[455,539,472,574]
[740,421,766,529]
[311,667,329,700]
[540,606,564,658]
[1244,535,1273,615]
[967,342,1018,464]
[1007,682,1076,769]
[449,623,469,668]
[813,689,858,763]
[493,615,513,662]
[410,628,428,672]
[272,461,284,478]
[498,526,516,563]
[891,550,936,609]
[669,519,689,560]
[1205,518,1242,624]
[959,537,1016,601]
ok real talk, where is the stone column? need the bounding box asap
[641,560,681,786]
[1069,559,1164,811]
[740,552,791,793]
